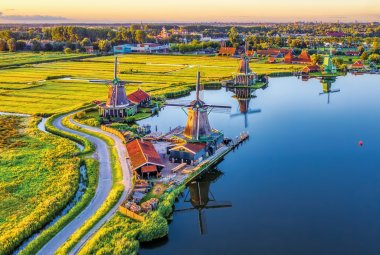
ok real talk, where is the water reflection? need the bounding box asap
[319,77,340,104]
[229,87,262,128]
[175,168,232,235]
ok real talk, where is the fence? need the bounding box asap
[101,125,127,143]
[118,206,145,222]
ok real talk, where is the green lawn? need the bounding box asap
[0,52,90,68]
[0,116,80,255]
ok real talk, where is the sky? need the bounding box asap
[0,0,379,23]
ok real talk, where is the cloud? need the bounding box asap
[0,12,68,21]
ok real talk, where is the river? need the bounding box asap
[138,74,380,255]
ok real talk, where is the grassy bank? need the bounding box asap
[0,116,80,255]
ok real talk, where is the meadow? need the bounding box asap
[0,53,303,115]
[0,116,80,255]
[0,52,89,68]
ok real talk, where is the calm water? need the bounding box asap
[139,74,380,255]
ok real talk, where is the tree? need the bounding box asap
[135,30,146,44]
[64,48,73,54]
[44,43,53,51]
[368,54,380,63]
[16,40,26,51]
[80,38,91,47]
[7,38,16,52]
[30,39,41,52]
[360,51,369,60]
[0,39,7,51]
[311,54,323,65]
[98,40,111,52]
[228,27,241,45]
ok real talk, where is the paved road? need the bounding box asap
[36,114,132,255]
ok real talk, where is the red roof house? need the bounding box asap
[284,51,295,63]
[297,50,312,63]
[218,47,236,56]
[351,60,365,69]
[126,139,164,176]
[127,89,151,106]
[268,57,276,63]
[302,65,321,73]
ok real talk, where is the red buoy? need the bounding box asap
[358,140,363,147]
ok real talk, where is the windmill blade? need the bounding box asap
[230,108,261,118]
[205,201,232,209]
[165,99,192,106]
[205,104,231,109]
[174,207,196,213]
[199,210,207,235]
[165,102,191,107]
[319,89,340,95]
[207,107,231,114]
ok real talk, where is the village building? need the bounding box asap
[169,143,207,164]
[284,50,312,64]
[301,65,321,74]
[84,46,94,54]
[113,43,169,54]
[127,88,151,107]
[256,48,291,58]
[98,57,137,118]
[157,26,170,39]
[268,57,276,64]
[126,139,165,178]
[218,47,237,56]
[351,60,366,70]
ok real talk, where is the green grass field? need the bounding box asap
[0,52,89,68]
[0,53,304,115]
[0,116,80,255]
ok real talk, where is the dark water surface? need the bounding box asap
[139,74,380,255]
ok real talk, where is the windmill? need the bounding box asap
[97,56,140,118]
[165,71,231,142]
[319,77,340,104]
[233,38,258,87]
[175,168,232,235]
[230,87,261,128]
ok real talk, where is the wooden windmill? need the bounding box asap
[165,71,231,142]
[234,39,257,87]
[175,168,232,235]
[97,56,140,118]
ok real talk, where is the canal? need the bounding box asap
[138,74,380,255]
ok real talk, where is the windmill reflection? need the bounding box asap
[319,77,340,104]
[175,168,232,235]
[229,87,262,128]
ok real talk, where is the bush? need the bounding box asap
[138,212,168,242]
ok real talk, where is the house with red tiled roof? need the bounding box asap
[126,139,164,177]
[351,60,366,70]
[128,88,151,106]
[257,48,291,58]
[218,47,237,56]
[296,50,312,64]
[301,65,321,74]
[284,51,295,63]
[169,142,207,164]
[268,57,276,64]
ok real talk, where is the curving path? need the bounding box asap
[36,113,132,255]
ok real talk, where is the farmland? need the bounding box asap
[0,116,80,255]
[0,52,89,68]
[0,53,303,115]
